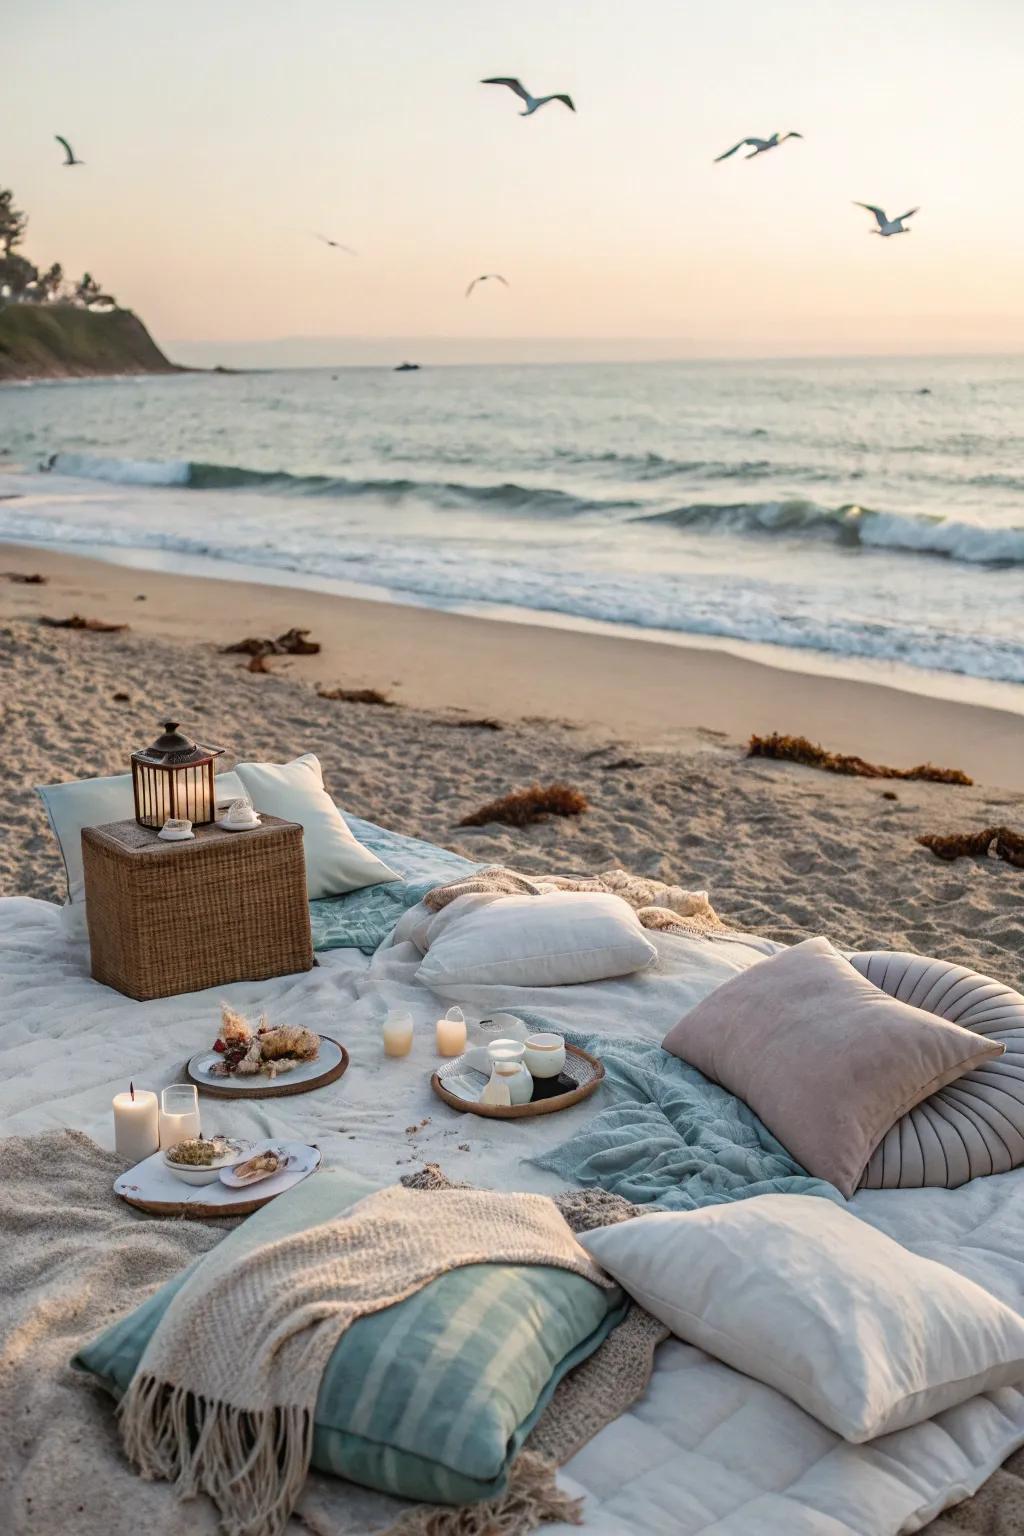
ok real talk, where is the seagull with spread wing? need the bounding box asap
[315,233,357,255]
[481,78,575,116]
[466,273,509,299]
[55,135,84,166]
[714,131,802,162]
[853,203,919,237]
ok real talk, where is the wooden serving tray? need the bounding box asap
[186,1036,349,1099]
[114,1142,322,1218]
[431,1043,604,1120]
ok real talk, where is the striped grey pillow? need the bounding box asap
[851,952,1024,1189]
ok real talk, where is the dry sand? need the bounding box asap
[2,543,1022,979]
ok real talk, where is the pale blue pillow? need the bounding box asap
[75,1169,625,1505]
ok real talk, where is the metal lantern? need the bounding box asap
[131,722,224,829]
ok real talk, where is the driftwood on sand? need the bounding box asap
[918,827,1024,868]
[458,782,588,828]
[748,732,972,786]
[4,571,48,584]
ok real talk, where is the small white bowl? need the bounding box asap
[488,1039,526,1068]
[163,1141,245,1185]
[524,1032,566,1079]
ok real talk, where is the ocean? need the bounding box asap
[2,356,1023,705]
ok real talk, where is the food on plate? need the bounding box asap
[232,1148,287,1181]
[210,1006,320,1079]
[165,1135,234,1167]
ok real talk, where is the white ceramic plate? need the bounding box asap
[187,1035,342,1091]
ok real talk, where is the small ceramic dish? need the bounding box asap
[163,1138,247,1185]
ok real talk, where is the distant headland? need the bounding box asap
[0,185,177,381]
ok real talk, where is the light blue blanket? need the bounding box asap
[309,816,481,955]
[529,1026,843,1209]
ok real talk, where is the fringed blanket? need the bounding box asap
[0,1131,1016,1536]
[423,865,725,938]
[120,1183,614,1536]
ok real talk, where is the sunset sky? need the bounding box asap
[5,0,1022,364]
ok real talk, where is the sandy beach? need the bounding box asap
[3,541,1022,979]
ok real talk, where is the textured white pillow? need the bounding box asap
[581,1194,1024,1443]
[36,769,245,910]
[233,753,397,899]
[414,891,658,989]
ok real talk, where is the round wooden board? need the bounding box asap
[431,1043,604,1120]
[186,1036,349,1099]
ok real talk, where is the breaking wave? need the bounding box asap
[41,452,1024,566]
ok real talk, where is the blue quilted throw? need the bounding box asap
[530,1027,843,1209]
[308,816,481,955]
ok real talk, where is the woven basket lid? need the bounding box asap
[131,721,224,768]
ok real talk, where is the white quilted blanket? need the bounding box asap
[1,894,1023,1534]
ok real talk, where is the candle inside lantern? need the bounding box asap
[159,1084,202,1149]
[382,1010,414,1058]
[113,1081,160,1163]
[435,1007,468,1057]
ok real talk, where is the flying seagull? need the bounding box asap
[55,135,84,166]
[853,203,919,237]
[315,233,357,254]
[481,78,575,116]
[465,273,509,298]
[714,131,802,162]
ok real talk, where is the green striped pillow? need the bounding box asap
[75,1169,625,1505]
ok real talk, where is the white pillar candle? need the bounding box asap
[112,1083,159,1163]
[382,1010,414,1058]
[435,1007,467,1057]
[159,1084,202,1149]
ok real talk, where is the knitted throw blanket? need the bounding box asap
[423,864,725,937]
[120,1184,614,1536]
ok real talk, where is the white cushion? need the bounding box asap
[232,753,397,899]
[36,769,245,912]
[413,890,658,989]
[581,1194,1024,1443]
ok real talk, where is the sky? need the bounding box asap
[4,0,1024,364]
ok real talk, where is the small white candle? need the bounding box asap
[159,1084,202,1149]
[436,1007,468,1058]
[382,1010,414,1058]
[113,1082,159,1163]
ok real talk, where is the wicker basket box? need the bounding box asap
[82,816,314,1000]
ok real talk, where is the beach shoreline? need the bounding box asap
[3,540,1023,790]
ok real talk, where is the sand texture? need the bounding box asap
[2,546,1022,980]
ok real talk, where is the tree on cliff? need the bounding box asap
[0,189,27,257]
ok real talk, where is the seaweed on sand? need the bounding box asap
[748,732,972,786]
[223,628,320,658]
[39,614,127,632]
[317,686,395,706]
[458,782,588,829]
[918,827,1024,868]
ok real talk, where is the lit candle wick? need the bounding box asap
[130,1080,135,1102]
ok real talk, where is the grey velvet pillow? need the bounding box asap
[661,936,1004,1198]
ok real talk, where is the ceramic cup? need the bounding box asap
[523,1032,566,1079]
[487,1039,526,1067]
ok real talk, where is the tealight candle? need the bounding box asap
[435,1007,467,1057]
[159,1084,202,1149]
[112,1082,159,1163]
[382,1010,414,1058]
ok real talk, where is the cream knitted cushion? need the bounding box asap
[851,951,1024,1190]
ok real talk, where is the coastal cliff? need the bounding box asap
[0,304,179,382]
